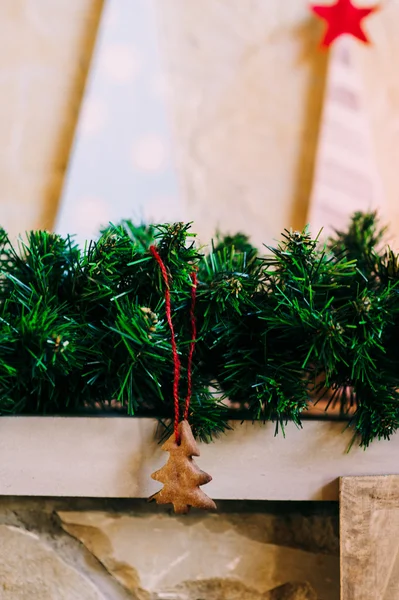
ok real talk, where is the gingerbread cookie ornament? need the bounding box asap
[150,420,216,514]
[149,245,216,514]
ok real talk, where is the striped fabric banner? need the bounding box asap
[307,36,386,238]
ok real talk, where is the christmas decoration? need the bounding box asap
[150,419,216,514]
[311,0,378,47]
[0,213,399,448]
[308,1,385,239]
[148,243,215,512]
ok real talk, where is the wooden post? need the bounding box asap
[340,475,399,599]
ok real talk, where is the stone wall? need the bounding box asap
[0,498,339,599]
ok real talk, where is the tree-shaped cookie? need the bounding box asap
[150,420,216,514]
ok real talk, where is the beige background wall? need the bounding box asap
[0,0,398,248]
[156,0,399,247]
[0,0,102,238]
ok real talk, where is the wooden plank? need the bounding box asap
[340,476,399,600]
[0,417,398,500]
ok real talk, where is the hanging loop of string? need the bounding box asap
[184,271,197,421]
[150,245,198,444]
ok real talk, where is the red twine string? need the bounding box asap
[185,271,197,422]
[150,245,198,443]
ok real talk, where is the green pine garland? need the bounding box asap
[0,212,398,447]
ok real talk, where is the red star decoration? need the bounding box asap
[311,0,378,47]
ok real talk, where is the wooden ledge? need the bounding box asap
[0,417,396,501]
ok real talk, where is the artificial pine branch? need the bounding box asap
[0,213,398,447]
[328,211,386,283]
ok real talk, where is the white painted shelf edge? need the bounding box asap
[0,417,397,500]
